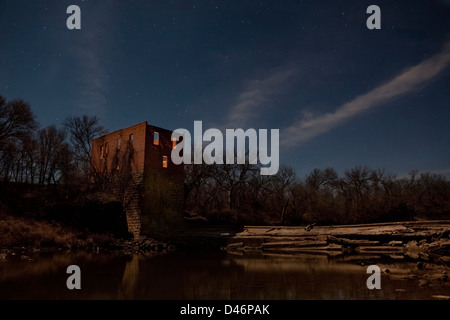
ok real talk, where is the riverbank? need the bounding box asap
[0,213,111,250]
[2,210,450,260]
[0,212,173,257]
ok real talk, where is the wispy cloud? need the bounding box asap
[69,3,117,117]
[282,41,450,147]
[224,67,296,128]
[73,44,107,115]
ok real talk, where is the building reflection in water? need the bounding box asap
[118,254,140,299]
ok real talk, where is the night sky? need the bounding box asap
[1,0,449,178]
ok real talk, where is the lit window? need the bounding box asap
[153,132,159,145]
[100,146,104,159]
[162,155,168,168]
[172,137,177,149]
[129,134,133,143]
[117,138,121,148]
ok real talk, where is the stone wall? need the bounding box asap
[141,168,185,238]
[109,172,144,239]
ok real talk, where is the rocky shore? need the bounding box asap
[111,236,176,254]
[224,220,450,260]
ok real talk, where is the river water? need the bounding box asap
[0,250,448,300]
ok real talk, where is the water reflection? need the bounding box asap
[0,250,448,300]
[118,254,140,299]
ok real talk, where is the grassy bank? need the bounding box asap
[0,211,116,250]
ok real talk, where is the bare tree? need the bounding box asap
[273,165,297,224]
[301,167,338,223]
[184,162,210,207]
[0,96,38,182]
[63,115,107,182]
[37,126,71,185]
[346,166,373,219]
[0,96,37,143]
[8,136,39,183]
[210,162,259,210]
[0,139,18,182]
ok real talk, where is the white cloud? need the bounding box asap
[282,41,450,147]
[225,67,296,128]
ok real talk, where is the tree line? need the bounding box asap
[0,95,106,187]
[184,162,450,225]
[1,94,449,226]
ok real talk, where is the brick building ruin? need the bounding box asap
[91,122,184,239]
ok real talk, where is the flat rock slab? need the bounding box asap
[261,240,328,248]
[233,220,450,239]
[355,246,405,253]
[225,220,450,257]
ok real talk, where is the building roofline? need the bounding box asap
[92,121,146,141]
[146,123,175,134]
[92,121,176,141]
